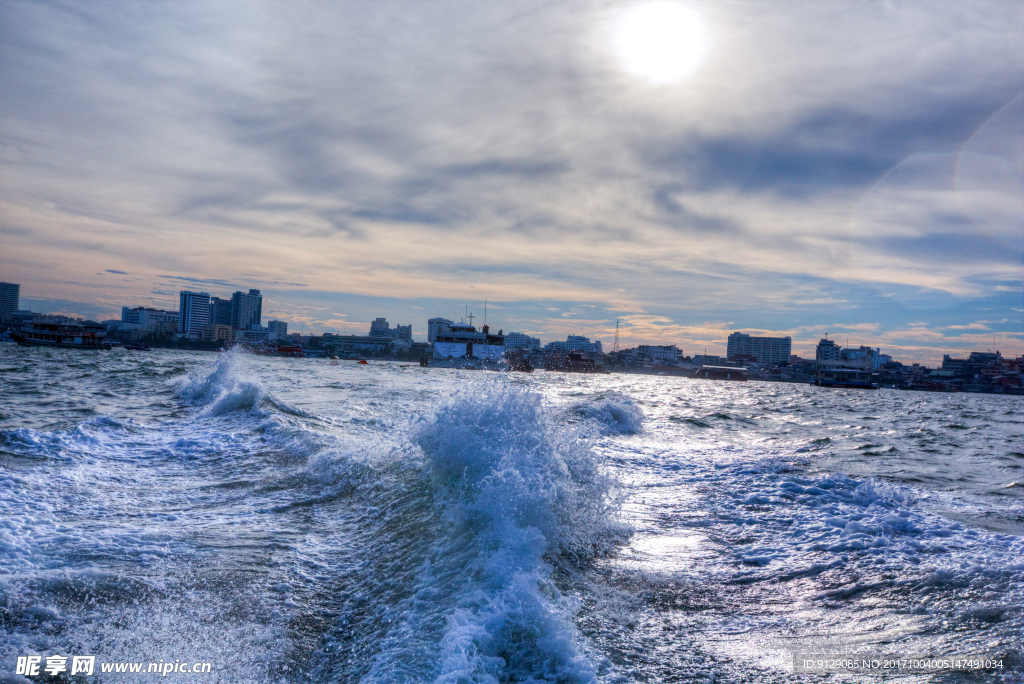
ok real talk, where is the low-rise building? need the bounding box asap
[121,307,180,333]
[637,344,681,365]
[504,332,541,351]
[545,335,602,355]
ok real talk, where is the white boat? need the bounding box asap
[431,322,505,363]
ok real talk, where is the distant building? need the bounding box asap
[727,332,792,365]
[370,318,413,341]
[546,335,602,355]
[639,345,681,364]
[690,354,727,367]
[0,282,19,320]
[178,291,211,337]
[504,332,541,351]
[815,338,841,366]
[322,332,393,355]
[815,338,883,370]
[231,289,262,330]
[234,325,270,344]
[427,318,453,343]
[121,306,179,333]
[267,320,288,340]
[208,324,234,343]
[840,346,881,370]
[210,296,233,327]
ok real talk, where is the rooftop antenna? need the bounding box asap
[613,318,620,353]
[484,300,487,327]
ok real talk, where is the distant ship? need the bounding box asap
[544,352,610,374]
[694,365,748,381]
[14,321,116,349]
[432,322,506,363]
[816,367,878,389]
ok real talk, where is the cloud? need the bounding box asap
[0,0,1021,364]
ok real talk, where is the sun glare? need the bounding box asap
[614,1,707,84]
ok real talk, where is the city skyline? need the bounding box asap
[1,2,1021,364]
[4,279,1015,365]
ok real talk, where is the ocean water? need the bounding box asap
[0,347,1021,683]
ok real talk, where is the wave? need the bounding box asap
[566,392,644,435]
[311,383,628,683]
[173,350,309,418]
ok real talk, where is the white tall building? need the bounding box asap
[427,318,453,343]
[727,332,792,365]
[179,291,211,337]
[815,338,841,366]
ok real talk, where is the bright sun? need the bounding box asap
[614,1,707,84]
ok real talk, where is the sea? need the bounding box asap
[1,347,1021,683]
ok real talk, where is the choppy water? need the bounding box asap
[1,347,1021,683]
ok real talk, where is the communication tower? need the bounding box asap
[613,318,620,353]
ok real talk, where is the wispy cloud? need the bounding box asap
[0,1,1021,363]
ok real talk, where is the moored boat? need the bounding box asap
[815,367,878,389]
[544,352,609,374]
[14,321,115,349]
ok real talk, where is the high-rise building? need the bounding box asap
[230,289,262,330]
[727,332,792,365]
[0,282,20,320]
[427,318,453,343]
[815,337,841,367]
[179,291,211,336]
[210,297,233,327]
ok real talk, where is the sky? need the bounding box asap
[1,0,1022,363]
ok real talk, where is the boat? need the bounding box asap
[505,349,534,373]
[13,321,115,349]
[694,365,748,381]
[544,352,610,374]
[425,322,507,370]
[815,367,878,389]
[432,323,506,362]
[124,343,151,351]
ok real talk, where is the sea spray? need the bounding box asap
[565,392,645,436]
[311,382,629,683]
[414,385,626,683]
